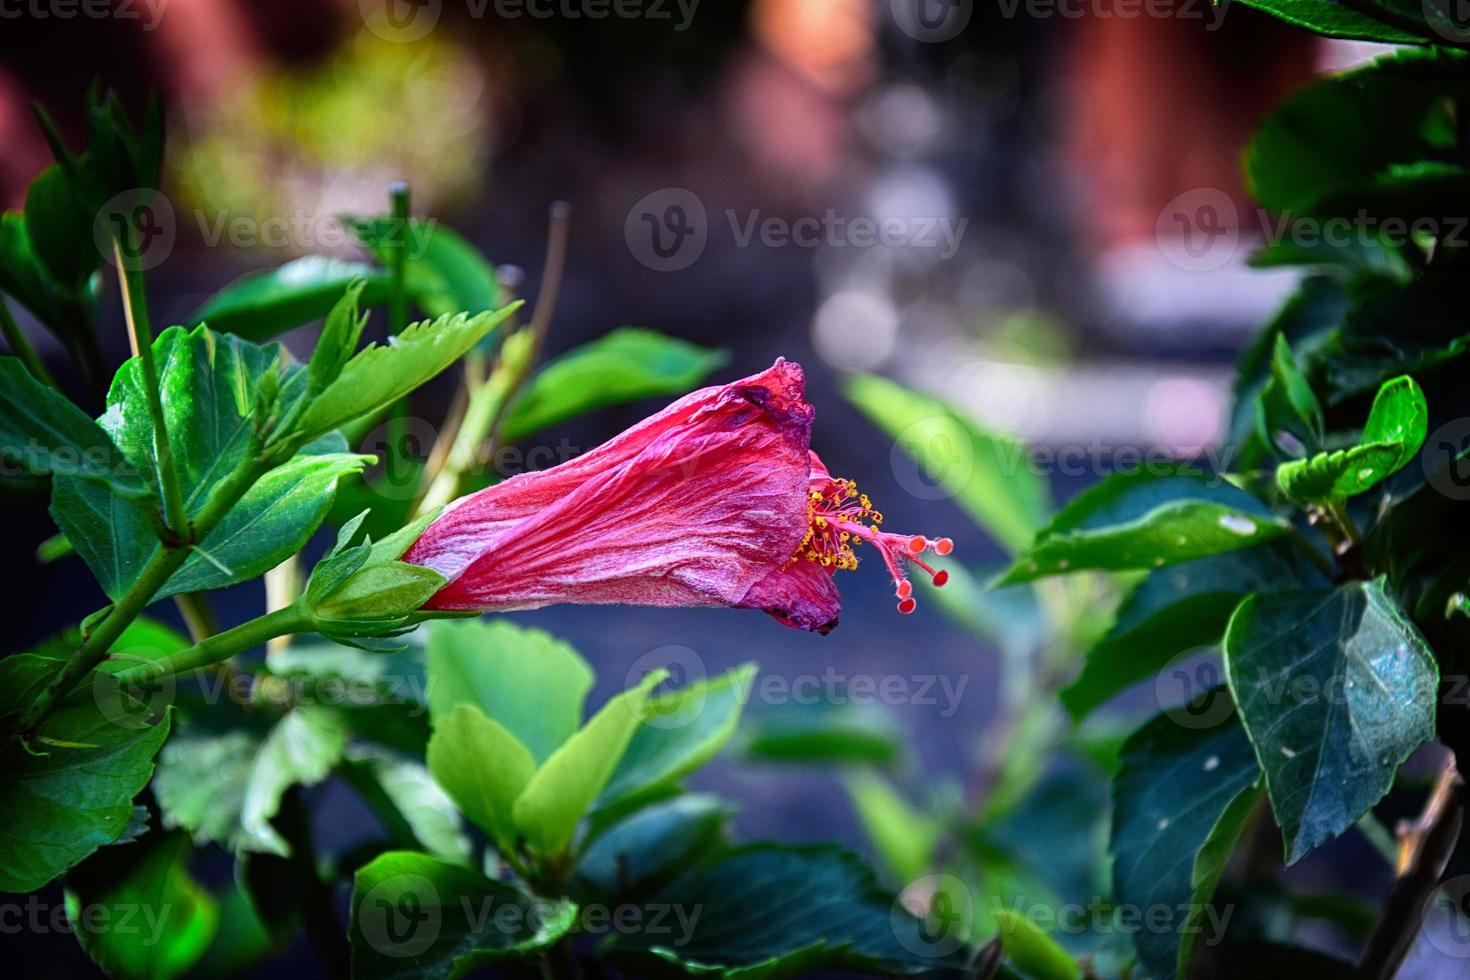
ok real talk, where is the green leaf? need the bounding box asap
[0,356,144,496]
[311,560,445,623]
[1245,49,1457,216]
[574,794,731,899]
[1231,0,1431,43]
[342,745,472,866]
[1254,333,1323,455]
[65,834,218,980]
[308,278,370,394]
[606,843,972,977]
[425,703,535,852]
[741,699,904,767]
[160,451,372,598]
[1223,578,1437,863]
[1111,705,1262,980]
[190,256,390,341]
[501,328,729,442]
[24,162,97,294]
[1275,375,1428,502]
[593,663,757,814]
[0,653,172,892]
[844,372,1049,553]
[349,851,576,979]
[513,669,667,858]
[1060,543,1318,721]
[348,217,501,319]
[845,773,939,883]
[153,706,347,857]
[993,909,1079,980]
[296,305,520,441]
[425,618,593,764]
[998,470,1287,585]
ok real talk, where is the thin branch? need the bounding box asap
[0,295,55,386]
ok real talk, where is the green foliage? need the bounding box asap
[1110,704,1261,979]
[190,256,389,341]
[0,654,172,892]
[502,327,729,441]
[1223,579,1437,863]
[998,469,1287,584]
[1276,375,1428,502]
[347,216,501,319]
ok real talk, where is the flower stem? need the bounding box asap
[114,238,189,540]
[112,603,309,685]
[0,295,55,387]
[387,181,411,336]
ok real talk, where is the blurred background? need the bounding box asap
[1,1,1435,975]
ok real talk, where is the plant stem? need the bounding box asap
[387,181,411,336]
[112,604,308,685]
[16,454,269,732]
[114,238,189,539]
[173,592,219,644]
[1359,757,1464,978]
[0,295,55,386]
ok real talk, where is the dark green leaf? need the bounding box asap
[574,794,731,899]
[349,851,576,979]
[501,328,729,442]
[741,698,904,768]
[1254,333,1323,456]
[0,356,144,496]
[190,257,390,342]
[998,470,1287,585]
[593,663,757,814]
[0,653,172,892]
[1060,544,1318,721]
[844,372,1049,553]
[24,163,97,294]
[64,834,218,980]
[1232,0,1430,43]
[606,843,972,977]
[1111,705,1261,980]
[1223,579,1437,863]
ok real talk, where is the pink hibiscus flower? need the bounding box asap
[404,359,951,633]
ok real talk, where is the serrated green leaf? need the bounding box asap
[999,470,1287,585]
[64,834,218,980]
[426,703,535,852]
[593,663,756,815]
[308,278,370,394]
[153,706,346,857]
[606,843,972,977]
[0,356,144,496]
[0,653,173,892]
[296,305,519,441]
[514,669,667,858]
[1223,579,1437,864]
[1060,543,1318,721]
[349,851,576,980]
[425,618,593,764]
[190,256,390,341]
[844,372,1049,553]
[501,328,729,442]
[1111,705,1261,980]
